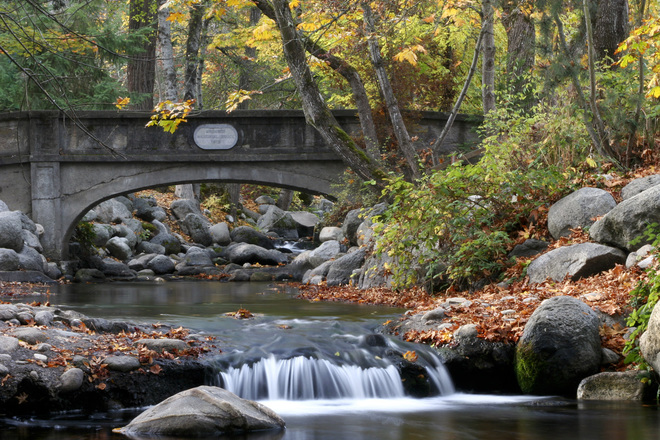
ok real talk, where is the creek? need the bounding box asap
[1,281,659,440]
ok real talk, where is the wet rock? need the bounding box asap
[147,255,176,274]
[135,338,189,353]
[118,386,285,437]
[577,371,650,400]
[57,368,84,393]
[104,355,141,372]
[327,248,366,286]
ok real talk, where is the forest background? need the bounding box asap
[1,0,659,292]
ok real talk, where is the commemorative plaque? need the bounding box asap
[193,124,239,150]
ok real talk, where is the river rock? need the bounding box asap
[577,371,649,400]
[17,246,45,272]
[0,211,24,252]
[639,301,660,373]
[135,338,189,353]
[133,196,167,222]
[515,296,602,396]
[171,199,201,220]
[319,227,344,243]
[509,239,549,259]
[106,236,132,261]
[118,386,285,437]
[22,229,43,253]
[257,206,298,240]
[590,184,660,251]
[94,199,132,224]
[150,231,182,255]
[104,355,141,372]
[547,187,616,239]
[91,223,112,247]
[302,260,333,284]
[290,240,342,272]
[289,211,319,238]
[180,213,213,247]
[342,208,364,246]
[255,195,276,205]
[92,257,137,280]
[230,226,274,249]
[74,268,106,283]
[0,336,19,353]
[0,249,19,271]
[526,242,626,283]
[0,200,8,212]
[11,327,48,345]
[224,243,284,266]
[147,255,176,274]
[114,223,141,248]
[327,248,366,286]
[136,241,166,255]
[210,222,231,246]
[621,174,660,200]
[182,247,213,267]
[58,368,84,393]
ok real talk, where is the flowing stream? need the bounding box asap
[1,281,659,440]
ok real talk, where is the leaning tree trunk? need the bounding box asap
[157,0,177,102]
[269,0,387,189]
[127,0,158,110]
[481,0,496,115]
[361,2,421,179]
[252,0,381,163]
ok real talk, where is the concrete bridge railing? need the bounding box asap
[0,110,482,261]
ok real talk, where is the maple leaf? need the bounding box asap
[150,365,162,375]
[16,393,28,404]
[403,351,418,362]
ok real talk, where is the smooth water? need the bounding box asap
[1,281,659,440]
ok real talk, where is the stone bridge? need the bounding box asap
[0,110,481,260]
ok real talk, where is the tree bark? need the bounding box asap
[361,2,421,179]
[481,0,496,114]
[127,0,158,110]
[252,0,381,162]
[593,0,629,61]
[238,7,261,110]
[501,1,535,108]
[157,0,177,102]
[184,2,205,102]
[269,0,387,188]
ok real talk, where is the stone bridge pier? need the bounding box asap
[0,110,481,261]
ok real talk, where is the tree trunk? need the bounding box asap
[184,2,205,102]
[269,0,387,188]
[593,0,629,61]
[361,2,421,179]
[276,188,294,211]
[157,0,177,102]
[252,0,381,163]
[481,0,496,114]
[238,7,261,110]
[127,0,158,110]
[501,1,535,108]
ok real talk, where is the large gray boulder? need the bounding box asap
[640,301,660,373]
[327,248,366,286]
[91,223,113,247]
[0,200,8,212]
[319,227,344,243]
[118,386,284,437]
[289,211,320,238]
[170,199,201,220]
[106,237,133,261]
[210,222,231,246]
[342,208,364,246]
[94,199,132,224]
[180,213,213,247]
[133,196,167,222]
[182,247,213,267]
[150,232,182,255]
[113,223,140,248]
[0,249,19,271]
[527,243,626,284]
[230,226,274,249]
[290,240,342,271]
[358,252,395,289]
[0,211,24,252]
[224,243,285,266]
[257,206,298,240]
[547,187,616,239]
[21,229,43,253]
[147,255,175,274]
[621,174,660,200]
[17,246,45,272]
[590,184,660,251]
[515,296,602,396]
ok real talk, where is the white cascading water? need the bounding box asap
[218,353,454,401]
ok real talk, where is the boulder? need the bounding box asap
[0,249,19,271]
[621,174,660,200]
[547,187,616,239]
[57,368,85,393]
[526,243,626,284]
[104,355,141,372]
[319,226,344,243]
[626,244,655,269]
[21,229,43,253]
[106,236,133,261]
[133,197,167,222]
[91,257,137,280]
[342,208,364,246]
[94,199,132,224]
[210,222,231,246]
[515,296,602,396]
[17,246,45,272]
[302,260,334,284]
[147,255,176,274]
[0,211,24,252]
[577,371,649,400]
[183,247,213,267]
[0,200,8,212]
[136,241,166,255]
[74,268,106,283]
[224,243,285,266]
[289,211,320,238]
[327,248,366,286]
[180,213,213,246]
[290,240,342,271]
[640,301,660,373]
[91,223,113,247]
[113,223,140,248]
[135,338,189,353]
[257,206,298,240]
[150,232,182,255]
[590,185,660,251]
[230,226,274,249]
[117,386,284,437]
[509,239,549,259]
[255,195,276,205]
[358,252,396,289]
[171,199,201,220]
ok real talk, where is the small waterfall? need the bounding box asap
[216,352,454,401]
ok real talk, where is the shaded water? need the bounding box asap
[1,281,659,440]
